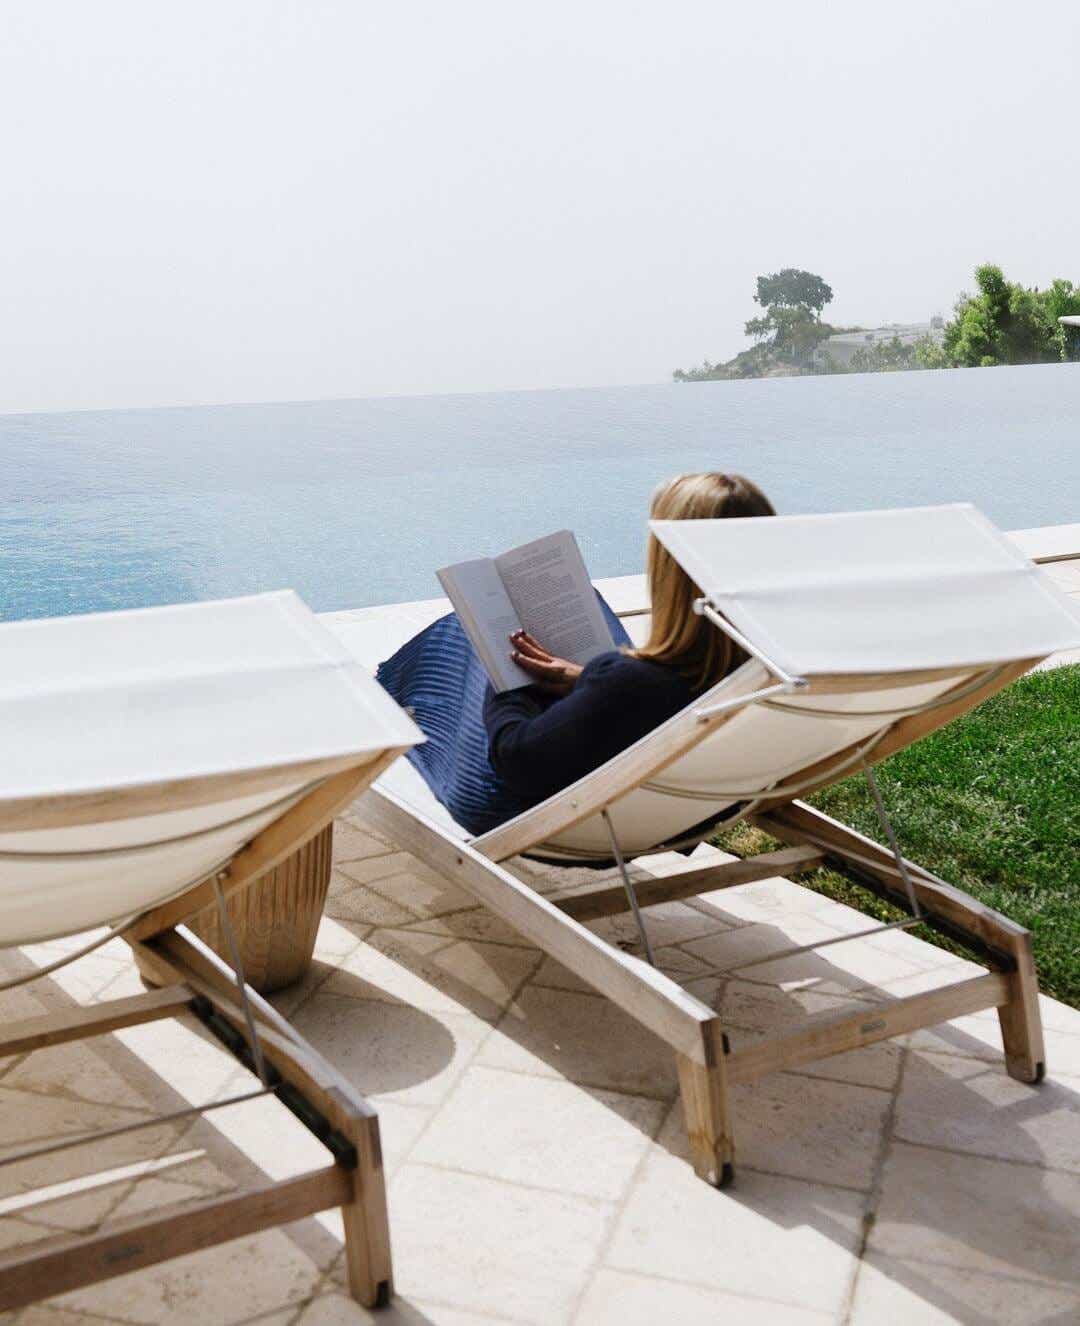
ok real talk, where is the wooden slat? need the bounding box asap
[339,1102,394,1306]
[0,985,192,1059]
[356,785,717,1062]
[553,845,825,922]
[135,932,386,1137]
[127,757,397,942]
[0,1165,350,1314]
[0,753,367,834]
[728,972,1010,1085]
[133,930,394,1306]
[754,800,1032,956]
[996,929,1047,1084]
[676,1019,734,1186]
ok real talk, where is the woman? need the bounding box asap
[376,472,775,834]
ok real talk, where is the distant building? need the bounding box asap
[815,318,945,368]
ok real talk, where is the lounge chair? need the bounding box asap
[349,505,1080,1187]
[0,591,422,1312]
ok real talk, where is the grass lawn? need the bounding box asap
[712,663,1080,1008]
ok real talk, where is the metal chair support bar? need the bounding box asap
[693,597,808,692]
[601,809,657,967]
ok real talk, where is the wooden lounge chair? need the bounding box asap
[0,592,423,1313]
[349,505,1080,1187]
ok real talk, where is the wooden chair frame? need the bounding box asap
[0,761,401,1315]
[355,661,1046,1189]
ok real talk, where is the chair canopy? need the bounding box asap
[650,504,1080,677]
[0,591,422,944]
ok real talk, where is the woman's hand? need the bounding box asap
[509,630,582,696]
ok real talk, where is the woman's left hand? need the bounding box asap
[510,630,582,696]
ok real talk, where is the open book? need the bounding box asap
[437,530,617,692]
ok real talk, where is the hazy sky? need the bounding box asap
[2,1,1078,413]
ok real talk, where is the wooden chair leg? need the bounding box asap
[676,1019,734,1187]
[339,1105,394,1308]
[997,932,1047,1084]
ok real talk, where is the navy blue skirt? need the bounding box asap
[376,597,631,835]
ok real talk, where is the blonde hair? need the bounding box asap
[632,472,775,692]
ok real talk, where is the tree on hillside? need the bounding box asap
[673,267,836,380]
[743,268,834,362]
[753,269,834,317]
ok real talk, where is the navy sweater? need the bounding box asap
[482,650,694,809]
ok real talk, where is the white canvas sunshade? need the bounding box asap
[0,591,423,944]
[650,504,1080,677]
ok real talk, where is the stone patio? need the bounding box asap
[2,810,1079,1326]
[1,530,1077,1325]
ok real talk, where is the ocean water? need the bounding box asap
[1,363,1077,623]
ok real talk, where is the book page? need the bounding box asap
[495,530,615,665]
[437,558,532,691]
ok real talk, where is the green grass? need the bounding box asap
[711,664,1080,1007]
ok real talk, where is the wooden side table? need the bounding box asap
[183,823,334,993]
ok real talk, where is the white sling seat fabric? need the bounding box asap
[514,659,978,860]
[0,591,423,945]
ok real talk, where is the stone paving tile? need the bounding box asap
[586,900,738,950]
[326,875,420,929]
[575,1269,833,1325]
[851,1142,1080,1320]
[0,1086,184,1206]
[605,1137,867,1316]
[322,928,541,1023]
[13,1306,134,1326]
[681,914,926,994]
[339,804,397,846]
[893,1052,1080,1173]
[529,946,708,996]
[52,1229,324,1324]
[401,909,537,949]
[1038,993,1080,1037]
[113,1011,241,1108]
[728,1072,893,1190]
[289,1293,518,1325]
[335,854,477,919]
[849,1256,1080,1326]
[528,956,599,995]
[388,1165,613,1326]
[2,1036,165,1117]
[333,821,396,865]
[479,986,680,1099]
[10,944,130,1007]
[411,1066,665,1201]
[694,874,853,925]
[291,991,490,1110]
[507,859,622,900]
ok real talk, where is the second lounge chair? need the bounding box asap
[345,505,1080,1187]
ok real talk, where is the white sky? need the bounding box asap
[2,1,1078,412]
